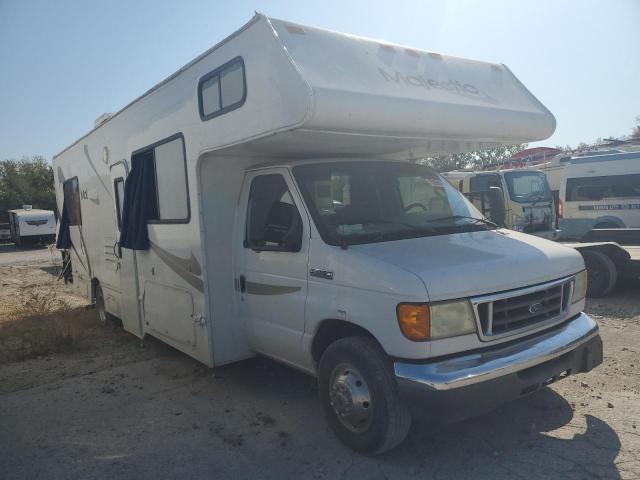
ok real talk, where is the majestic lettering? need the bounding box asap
[378,68,495,103]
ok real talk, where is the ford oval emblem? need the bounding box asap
[528,302,543,314]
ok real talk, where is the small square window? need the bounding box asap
[198,57,246,120]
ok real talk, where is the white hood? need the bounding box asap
[351,230,584,301]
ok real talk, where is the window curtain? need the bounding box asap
[119,150,156,250]
[55,200,71,249]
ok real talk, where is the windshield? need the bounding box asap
[503,171,551,203]
[292,161,491,246]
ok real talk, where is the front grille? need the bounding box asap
[473,277,573,339]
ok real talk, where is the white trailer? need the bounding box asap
[7,206,57,246]
[53,14,602,453]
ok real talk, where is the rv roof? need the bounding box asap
[7,209,55,216]
[568,151,640,164]
[55,14,556,160]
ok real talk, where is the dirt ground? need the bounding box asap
[0,243,639,479]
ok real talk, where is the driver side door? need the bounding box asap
[234,169,310,365]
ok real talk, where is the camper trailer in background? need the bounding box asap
[7,206,57,246]
[442,169,558,239]
[53,14,602,453]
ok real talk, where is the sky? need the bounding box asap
[0,0,639,160]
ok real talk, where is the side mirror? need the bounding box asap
[488,186,506,227]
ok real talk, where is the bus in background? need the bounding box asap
[557,151,640,240]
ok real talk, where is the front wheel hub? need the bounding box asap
[329,363,373,433]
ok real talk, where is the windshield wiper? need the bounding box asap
[365,219,439,233]
[335,219,439,247]
[424,215,499,229]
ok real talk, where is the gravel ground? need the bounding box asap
[0,244,638,479]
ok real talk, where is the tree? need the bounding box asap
[422,144,528,172]
[0,156,56,223]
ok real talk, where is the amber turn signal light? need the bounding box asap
[397,303,431,341]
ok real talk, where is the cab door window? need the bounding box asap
[245,174,302,252]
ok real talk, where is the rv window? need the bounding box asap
[566,174,640,201]
[153,137,189,221]
[131,134,189,223]
[63,177,82,226]
[198,57,246,120]
[201,76,220,116]
[220,61,244,108]
[245,174,302,252]
[114,178,125,230]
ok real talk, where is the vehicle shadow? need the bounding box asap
[38,265,61,276]
[209,355,622,479]
[381,388,622,479]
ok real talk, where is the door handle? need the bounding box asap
[239,275,246,293]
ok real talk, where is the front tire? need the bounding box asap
[318,336,411,454]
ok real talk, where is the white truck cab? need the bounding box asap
[53,14,602,454]
[442,169,559,239]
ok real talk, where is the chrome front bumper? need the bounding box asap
[394,312,600,392]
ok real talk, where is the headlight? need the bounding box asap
[430,300,477,339]
[397,300,476,341]
[572,270,588,304]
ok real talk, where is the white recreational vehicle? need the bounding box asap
[53,15,602,453]
[7,206,57,245]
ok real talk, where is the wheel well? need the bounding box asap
[594,220,623,229]
[311,319,380,365]
[578,245,629,271]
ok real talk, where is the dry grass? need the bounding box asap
[0,287,96,364]
[11,287,72,317]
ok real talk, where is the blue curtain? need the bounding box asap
[119,150,157,250]
[56,199,71,249]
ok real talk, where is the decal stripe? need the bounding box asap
[245,281,301,295]
[149,242,204,292]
